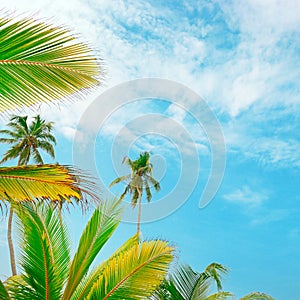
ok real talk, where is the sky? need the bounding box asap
[0,0,300,299]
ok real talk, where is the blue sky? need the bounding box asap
[0,0,300,299]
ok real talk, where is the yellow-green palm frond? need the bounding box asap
[62,198,122,300]
[87,239,174,299]
[0,12,104,113]
[71,234,140,300]
[0,164,100,208]
[205,292,233,300]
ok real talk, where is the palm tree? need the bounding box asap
[153,264,274,300]
[0,114,57,276]
[0,198,174,299]
[109,151,160,235]
[0,12,103,276]
[0,115,56,165]
[152,263,232,300]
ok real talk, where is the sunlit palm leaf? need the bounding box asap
[12,202,71,300]
[71,234,140,300]
[0,13,103,113]
[0,164,100,207]
[87,239,174,299]
[205,292,233,300]
[62,199,122,300]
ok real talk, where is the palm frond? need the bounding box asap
[0,280,10,300]
[62,198,122,300]
[14,202,70,299]
[0,13,103,113]
[87,239,174,299]
[109,174,131,188]
[0,164,100,207]
[71,234,140,300]
[201,263,228,291]
[146,175,161,192]
[205,291,233,300]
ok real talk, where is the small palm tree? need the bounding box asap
[0,115,56,165]
[0,199,174,299]
[109,151,160,235]
[152,263,232,300]
[0,114,57,276]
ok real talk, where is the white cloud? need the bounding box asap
[250,209,290,226]
[224,185,268,207]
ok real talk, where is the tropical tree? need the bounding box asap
[109,151,160,235]
[0,12,103,276]
[0,114,57,276]
[0,198,174,299]
[152,263,232,300]
[0,115,56,165]
[152,263,274,300]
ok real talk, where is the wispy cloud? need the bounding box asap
[223,185,269,207]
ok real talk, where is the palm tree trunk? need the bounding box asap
[8,205,16,275]
[137,189,142,236]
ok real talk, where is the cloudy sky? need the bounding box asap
[0,0,300,299]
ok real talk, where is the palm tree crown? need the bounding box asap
[0,115,56,165]
[109,151,160,234]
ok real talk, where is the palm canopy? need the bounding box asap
[0,115,56,165]
[0,198,174,299]
[0,12,103,113]
[110,151,160,206]
[152,263,232,300]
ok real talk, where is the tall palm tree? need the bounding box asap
[0,198,174,299]
[109,151,160,235]
[0,12,103,276]
[0,114,57,276]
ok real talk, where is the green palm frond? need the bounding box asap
[0,164,100,207]
[87,239,174,299]
[240,292,274,300]
[71,234,140,300]
[153,263,229,300]
[201,263,228,291]
[109,174,131,188]
[62,198,122,300]
[0,13,103,113]
[146,175,161,192]
[0,280,10,300]
[13,202,71,300]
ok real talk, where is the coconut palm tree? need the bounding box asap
[0,114,57,276]
[0,198,174,299]
[109,151,160,235]
[0,115,56,165]
[152,263,232,300]
[152,263,274,300]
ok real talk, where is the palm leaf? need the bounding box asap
[87,239,174,299]
[0,13,103,113]
[71,234,140,300]
[13,202,71,300]
[0,280,11,300]
[0,164,100,207]
[62,198,122,300]
[206,292,233,300]
[109,174,131,188]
